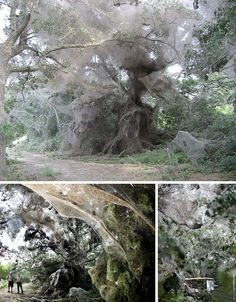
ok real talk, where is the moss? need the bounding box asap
[232,245,236,256]
[89,253,107,288]
[117,271,132,297]
[135,192,154,214]
[106,257,125,282]
[89,252,131,301]
[90,185,155,301]
[100,283,119,301]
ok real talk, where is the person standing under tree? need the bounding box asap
[7,271,14,293]
[16,272,24,294]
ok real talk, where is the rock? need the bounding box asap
[68,287,91,301]
[170,131,207,162]
[163,273,180,293]
[49,268,74,290]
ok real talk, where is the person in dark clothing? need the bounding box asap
[16,273,24,294]
[7,271,14,293]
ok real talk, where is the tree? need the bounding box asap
[0,0,198,177]
[185,1,236,80]
[0,0,107,178]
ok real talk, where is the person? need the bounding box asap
[7,271,14,293]
[16,272,24,294]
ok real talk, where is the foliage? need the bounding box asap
[159,185,236,301]
[206,188,236,221]
[40,166,59,178]
[179,73,234,133]
[217,155,236,172]
[0,121,25,144]
[185,2,236,76]
[41,136,61,152]
[126,149,189,165]
[0,263,11,280]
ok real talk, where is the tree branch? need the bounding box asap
[6,13,31,46]
[99,55,129,95]
[9,65,40,73]
[43,39,134,55]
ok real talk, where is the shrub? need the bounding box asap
[40,166,59,177]
[41,137,60,152]
[0,121,25,145]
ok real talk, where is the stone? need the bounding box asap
[49,268,74,290]
[68,287,91,301]
[170,131,207,162]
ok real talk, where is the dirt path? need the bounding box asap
[0,288,17,302]
[0,286,41,302]
[0,287,26,302]
[8,150,234,181]
[11,151,167,181]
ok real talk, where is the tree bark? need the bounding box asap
[0,63,7,179]
[0,12,31,180]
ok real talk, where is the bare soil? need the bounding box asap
[0,287,34,302]
[7,150,235,181]
[0,284,40,302]
[10,151,165,181]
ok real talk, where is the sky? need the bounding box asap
[0,191,26,264]
[0,6,9,42]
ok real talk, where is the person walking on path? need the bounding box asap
[7,271,14,293]
[16,272,24,294]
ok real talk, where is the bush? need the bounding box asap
[0,263,11,280]
[218,155,236,172]
[41,137,60,152]
[0,121,25,145]
[40,166,59,177]
[209,113,236,136]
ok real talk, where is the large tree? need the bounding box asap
[0,0,196,178]
[0,0,107,178]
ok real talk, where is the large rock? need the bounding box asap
[170,131,207,162]
[49,268,74,290]
[68,287,91,301]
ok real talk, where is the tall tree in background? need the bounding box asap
[0,2,33,178]
[0,0,106,178]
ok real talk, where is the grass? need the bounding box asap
[6,158,24,180]
[7,158,20,166]
[126,149,189,165]
[40,166,59,178]
[7,143,235,180]
[77,148,190,166]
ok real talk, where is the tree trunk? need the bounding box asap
[0,133,6,179]
[0,64,7,180]
[103,96,157,156]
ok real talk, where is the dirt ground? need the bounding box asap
[7,150,235,181]
[0,287,32,302]
[0,289,17,302]
[9,151,165,181]
[0,284,43,302]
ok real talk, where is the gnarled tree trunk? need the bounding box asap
[103,96,155,156]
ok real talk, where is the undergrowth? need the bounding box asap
[40,166,59,178]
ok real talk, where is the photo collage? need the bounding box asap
[0,1,235,302]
